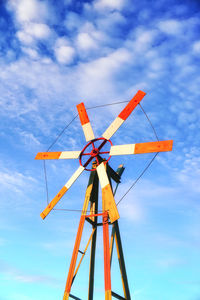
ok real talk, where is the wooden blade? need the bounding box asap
[77,102,95,141]
[40,166,85,219]
[110,140,173,155]
[96,162,120,223]
[35,151,81,160]
[102,90,146,140]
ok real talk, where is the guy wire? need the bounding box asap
[46,114,78,152]
[42,99,159,212]
[43,160,49,205]
[116,152,158,206]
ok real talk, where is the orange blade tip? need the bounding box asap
[134,140,174,154]
[35,152,61,160]
[168,140,173,150]
[76,102,89,125]
[40,212,46,220]
[161,140,173,151]
[118,90,146,120]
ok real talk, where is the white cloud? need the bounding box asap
[94,10,126,38]
[129,29,157,53]
[26,23,51,39]
[16,23,52,46]
[80,47,131,78]
[53,37,75,64]
[119,200,145,223]
[64,11,83,31]
[94,0,126,11]
[54,36,71,48]
[16,31,34,45]
[54,45,75,64]
[176,146,200,193]
[158,19,182,35]
[177,111,197,126]
[76,32,97,51]
[156,257,184,268]
[75,22,110,56]
[7,0,49,23]
[0,259,60,286]
[0,165,36,194]
[76,47,132,98]
[193,40,200,54]
[8,0,52,50]
[149,58,166,72]
[21,47,39,59]
[19,130,41,147]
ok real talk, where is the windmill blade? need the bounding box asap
[96,162,120,223]
[110,140,173,156]
[77,102,95,141]
[102,90,146,140]
[35,151,81,160]
[40,165,85,219]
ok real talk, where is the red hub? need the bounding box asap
[91,148,99,157]
[79,138,113,171]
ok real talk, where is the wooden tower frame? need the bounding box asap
[35,90,173,300]
[63,162,130,300]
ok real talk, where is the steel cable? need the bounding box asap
[42,100,159,212]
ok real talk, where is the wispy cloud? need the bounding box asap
[0,259,61,286]
[0,166,36,194]
[156,256,185,269]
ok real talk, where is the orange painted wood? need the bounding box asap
[65,216,85,293]
[35,152,61,159]
[102,185,120,223]
[134,140,173,154]
[40,186,68,219]
[77,102,89,125]
[118,90,146,120]
[103,213,111,292]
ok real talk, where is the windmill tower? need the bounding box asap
[35,90,173,299]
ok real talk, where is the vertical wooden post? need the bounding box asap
[88,167,99,300]
[103,212,112,300]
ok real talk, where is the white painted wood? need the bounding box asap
[110,144,135,155]
[59,151,81,159]
[82,122,95,141]
[102,117,124,140]
[96,163,109,188]
[65,166,85,189]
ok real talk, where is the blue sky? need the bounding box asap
[0,0,200,299]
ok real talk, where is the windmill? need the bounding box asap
[35,90,173,300]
